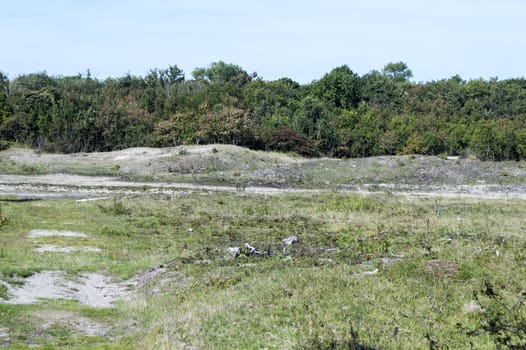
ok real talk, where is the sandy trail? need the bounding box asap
[0,174,318,199]
[0,174,525,200]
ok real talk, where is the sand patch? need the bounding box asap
[32,245,101,253]
[28,229,100,254]
[1,271,128,308]
[28,230,89,238]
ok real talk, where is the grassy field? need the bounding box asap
[1,189,525,349]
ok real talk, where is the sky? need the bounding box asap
[1,0,525,83]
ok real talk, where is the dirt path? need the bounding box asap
[1,174,525,200]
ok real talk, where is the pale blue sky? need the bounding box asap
[1,0,525,83]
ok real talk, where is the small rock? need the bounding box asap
[283,235,299,245]
[186,228,193,232]
[244,243,258,255]
[353,269,379,277]
[462,300,484,313]
[227,247,240,258]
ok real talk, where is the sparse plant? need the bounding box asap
[100,198,130,215]
[21,164,38,174]
[0,283,8,299]
[297,309,378,350]
[0,205,7,226]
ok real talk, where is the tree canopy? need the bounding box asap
[1,61,526,161]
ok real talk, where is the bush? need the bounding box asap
[0,140,11,151]
[472,281,526,349]
[267,127,319,157]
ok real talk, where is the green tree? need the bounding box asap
[333,105,383,157]
[361,70,406,113]
[388,114,418,153]
[2,73,59,148]
[152,111,198,146]
[0,71,8,98]
[445,120,472,156]
[243,78,301,118]
[461,79,491,119]
[469,121,515,161]
[382,62,413,82]
[145,65,184,88]
[516,129,526,160]
[192,61,254,86]
[402,132,427,155]
[310,65,362,110]
[0,72,11,127]
[293,96,328,139]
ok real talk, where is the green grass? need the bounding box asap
[0,192,525,348]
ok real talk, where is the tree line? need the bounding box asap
[1,61,526,160]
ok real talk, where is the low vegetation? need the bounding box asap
[0,189,525,348]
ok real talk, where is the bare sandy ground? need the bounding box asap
[27,229,101,253]
[28,229,89,238]
[0,173,525,200]
[0,265,171,309]
[34,310,109,337]
[32,245,101,253]
[0,145,525,199]
[0,226,168,309]
[0,173,319,199]
[0,327,8,345]
[1,271,128,308]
